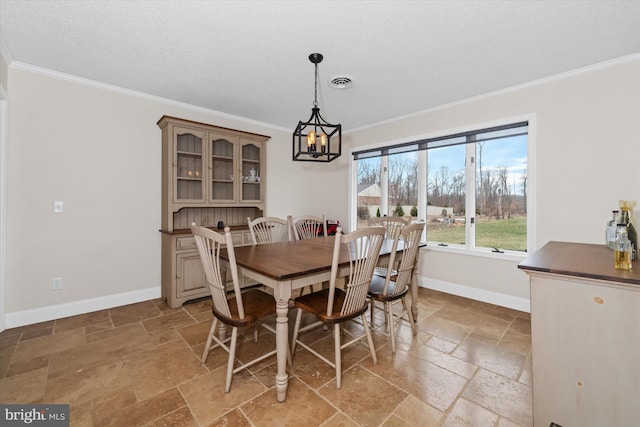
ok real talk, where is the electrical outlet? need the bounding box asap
[52,277,62,290]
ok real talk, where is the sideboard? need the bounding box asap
[518,241,640,427]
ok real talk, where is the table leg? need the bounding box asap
[273,283,291,402]
[218,323,227,341]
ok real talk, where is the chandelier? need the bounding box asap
[292,53,342,162]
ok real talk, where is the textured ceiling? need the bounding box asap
[1,1,639,131]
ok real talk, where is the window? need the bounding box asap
[353,121,529,253]
[356,152,418,228]
[426,144,466,246]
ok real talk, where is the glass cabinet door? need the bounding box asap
[174,127,205,203]
[210,134,238,203]
[240,139,263,203]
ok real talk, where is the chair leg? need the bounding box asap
[402,296,417,335]
[387,302,397,354]
[321,281,329,331]
[202,318,218,365]
[291,308,303,356]
[361,313,378,365]
[383,302,389,327]
[224,327,239,393]
[369,298,375,326]
[334,323,342,389]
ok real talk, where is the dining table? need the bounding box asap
[220,234,421,402]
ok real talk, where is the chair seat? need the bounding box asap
[212,289,276,328]
[368,274,408,302]
[294,288,368,324]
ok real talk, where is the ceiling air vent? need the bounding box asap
[329,76,354,90]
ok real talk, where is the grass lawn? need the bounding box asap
[427,215,527,251]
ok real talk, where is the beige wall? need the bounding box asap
[4,63,348,325]
[0,51,7,91]
[347,56,640,310]
[3,56,639,325]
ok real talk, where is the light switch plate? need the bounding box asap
[53,201,64,213]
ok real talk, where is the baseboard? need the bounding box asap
[4,278,530,330]
[420,277,531,313]
[5,286,162,329]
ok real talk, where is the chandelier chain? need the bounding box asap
[313,62,319,108]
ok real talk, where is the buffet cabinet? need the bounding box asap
[157,116,270,307]
[518,241,640,427]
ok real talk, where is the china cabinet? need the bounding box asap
[158,116,269,307]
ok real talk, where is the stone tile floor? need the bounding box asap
[0,288,532,426]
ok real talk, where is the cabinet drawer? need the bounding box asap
[176,236,197,251]
[229,231,244,246]
[179,232,246,251]
[242,231,253,245]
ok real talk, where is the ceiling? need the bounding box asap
[1,1,639,131]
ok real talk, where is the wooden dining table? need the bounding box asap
[220,235,421,402]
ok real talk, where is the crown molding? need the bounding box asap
[350,54,640,133]
[8,61,290,133]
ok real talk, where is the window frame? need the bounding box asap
[349,115,536,260]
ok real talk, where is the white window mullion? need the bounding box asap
[380,156,389,216]
[465,143,476,249]
[418,150,427,239]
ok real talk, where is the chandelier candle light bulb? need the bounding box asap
[307,131,316,150]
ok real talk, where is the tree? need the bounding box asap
[357,159,380,185]
[428,165,453,207]
[450,171,466,215]
[496,166,510,219]
[388,154,417,205]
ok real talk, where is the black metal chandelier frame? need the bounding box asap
[292,53,342,162]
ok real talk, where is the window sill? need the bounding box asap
[422,243,527,262]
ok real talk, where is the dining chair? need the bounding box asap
[191,224,278,393]
[290,225,386,389]
[368,221,425,354]
[291,214,328,294]
[368,215,410,277]
[291,214,327,240]
[368,215,409,238]
[247,216,292,245]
